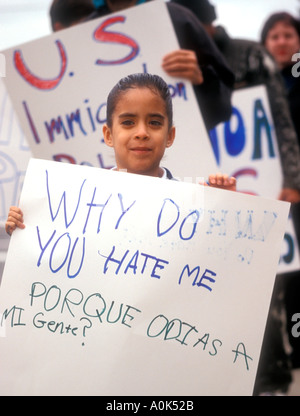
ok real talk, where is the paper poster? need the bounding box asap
[209,85,300,273]
[1,1,216,181]
[0,79,31,284]
[0,80,31,223]
[0,159,290,396]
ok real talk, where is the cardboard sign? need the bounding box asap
[1,1,216,181]
[209,85,300,273]
[0,159,290,395]
[0,80,31,223]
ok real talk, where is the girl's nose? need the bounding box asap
[135,122,149,139]
[277,34,287,45]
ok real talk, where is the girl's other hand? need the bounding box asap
[5,206,25,236]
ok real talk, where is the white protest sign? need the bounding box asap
[209,85,300,273]
[0,79,32,223]
[0,159,290,396]
[1,1,216,181]
[0,79,31,279]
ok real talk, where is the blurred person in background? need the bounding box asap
[50,0,95,31]
[261,10,300,376]
[262,12,300,154]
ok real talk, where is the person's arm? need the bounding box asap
[166,3,235,130]
[278,188,300,203]
[5,206,25,236]
[162,49,204,85]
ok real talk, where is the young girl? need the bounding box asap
[5,73,236,235]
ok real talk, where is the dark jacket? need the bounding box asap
[282,64,300,149]
[86,0,235,131]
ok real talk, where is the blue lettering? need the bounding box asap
[206,210,228,236]
[82,189,112,234]
[67,236,86,278]
[150,257,169,279]
[178,264,200,286]
[99,246,168,279]
[100,245,129,275]
[179,210,200,240]
[45,116,69,143]
[281,233,294,264]
[157,198,180,237]
[36,226,85,278]
[46,169,86,228]
[168,82,187,100]
[124,250,139,274]
[235,210,277,241]
[235,210,254,240]
[224,107,246,156]
[49,232,71,273]
[178,265,216,291]
[116,193,136,229]
[252,98,275,160]
[66,109,87,137]
[36,226,57,267]
[208,127,221,165]
[196,268,216,291]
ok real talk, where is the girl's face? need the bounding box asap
[103,87,175,177]
[265,21,300,69]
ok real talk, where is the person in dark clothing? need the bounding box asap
[261,12,300,150]
[49,0,95,31]
[261,11,300,372]
[83,0,235,131]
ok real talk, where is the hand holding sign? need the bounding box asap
[162,49,204,85]
[5,206,25,236]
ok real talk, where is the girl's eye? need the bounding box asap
[150,119,163,126]
[121,120,134,126]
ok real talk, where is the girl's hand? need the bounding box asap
[199,173,236,191]
[5,206,25,236]
[208,173,236,191]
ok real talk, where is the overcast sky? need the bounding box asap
[0,0,299,50]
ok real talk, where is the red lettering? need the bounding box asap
[53,154,76,164]
[93,16,139,65]
[231,168,258,196]
[14,40,67,90]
